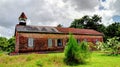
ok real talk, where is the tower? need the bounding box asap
[19,12,27,25]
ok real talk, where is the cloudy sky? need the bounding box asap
[0,0,120,38]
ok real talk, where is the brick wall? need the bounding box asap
[16,32,103,53]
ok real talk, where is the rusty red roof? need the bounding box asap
[56,27,103,35]
[19,12,27,19]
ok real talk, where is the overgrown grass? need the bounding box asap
[0,52,120,67]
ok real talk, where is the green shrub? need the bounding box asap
[97,37,120,56]
[88,42,96,50]
[79,41,91,62]
[64,34,91,65]
[0,37,15,53]
[64,34,80,65]
[96,42,106,51]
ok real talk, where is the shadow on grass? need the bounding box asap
[65,61,90,66]
[63,58,89,66]
[100,53,120,57]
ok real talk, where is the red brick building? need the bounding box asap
[15,12,103,53]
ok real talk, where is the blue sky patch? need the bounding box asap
[99,6,105,10]
[112,15,120,22]
[102,0,106,2]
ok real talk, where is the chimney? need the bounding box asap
[19,12,27,25]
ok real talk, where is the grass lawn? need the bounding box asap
[0,52,120,67]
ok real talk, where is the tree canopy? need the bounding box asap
[57,24,63,27]
[0,36,15,52]
[70,15,103,32]
[106,22,120,38]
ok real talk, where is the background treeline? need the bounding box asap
[69,15,120,41]
[0,37,15,53]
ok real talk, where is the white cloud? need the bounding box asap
[0,26,14,38]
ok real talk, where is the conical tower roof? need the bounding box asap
[19,12,27,19]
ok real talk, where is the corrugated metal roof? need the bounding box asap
[16,25,103,35]
[16,25,59,33]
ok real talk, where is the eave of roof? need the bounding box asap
[17,31,103,36]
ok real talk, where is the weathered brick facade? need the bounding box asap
[15,32,103,53]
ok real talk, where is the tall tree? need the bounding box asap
[70,14,104,32]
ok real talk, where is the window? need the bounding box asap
[95,39,99,45]
[77,39,80,43]
[48,39,52,47]
[57,39,62,46]
[28,38,34,47]
[55,39,57,46]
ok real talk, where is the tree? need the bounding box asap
[70,15,108,41]
[7,37,15,52]
[64,34,80,65]
[70,15,89,28]
[79,41,91,62]
[70,15,103,32]
[57,24,63,27]
[106,22,120,38]
[0,37,9,51]
[96,24,106,33]
[0,37,15,52]
[64,34,91,65]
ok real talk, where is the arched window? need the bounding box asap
[48,39,52,48]
[28,38,34,47]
